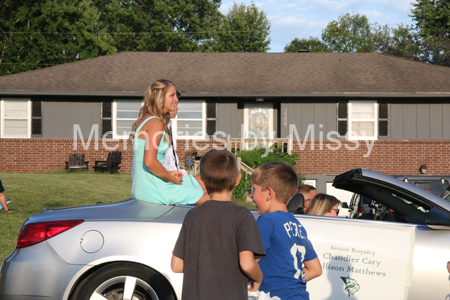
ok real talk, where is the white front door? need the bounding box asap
[243,103,274,139]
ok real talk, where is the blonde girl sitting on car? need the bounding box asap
[129,79,209,206]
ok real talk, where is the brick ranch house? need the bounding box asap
[1,52,450,192]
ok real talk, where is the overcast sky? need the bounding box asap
[219,0,416,52]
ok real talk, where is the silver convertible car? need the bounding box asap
[1,168,450,300]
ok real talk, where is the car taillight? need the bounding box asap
[358,207,364,213]
[16,220,84,249]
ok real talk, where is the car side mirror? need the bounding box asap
[426,208,450,229]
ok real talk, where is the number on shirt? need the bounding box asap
[290,243,306,280]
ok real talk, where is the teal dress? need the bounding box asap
[131,116,204,205]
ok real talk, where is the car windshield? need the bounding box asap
[368,187,429,217]
[344,184,429,224]
[393,193,429,214]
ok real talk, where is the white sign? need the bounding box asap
[298,217,415,300]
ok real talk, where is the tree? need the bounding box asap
[284,13,422,61]
[284,37,328,52]
[0,0,116,76]
[284,13,374,53]
[373,24,421,60]
[411,0,450,66]
[94,0,222,52]
[411,0,450,38]
[419,34,450,66]
[284,8,449,66]
[202,2,271,52]
[321,13,374,52]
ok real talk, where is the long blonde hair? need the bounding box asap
[129,79,174,145]
[305,193,340,216]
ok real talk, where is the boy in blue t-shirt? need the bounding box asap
[251,162,322,299]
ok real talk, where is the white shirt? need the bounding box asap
[164,125,188,175]
[131,126,187,182]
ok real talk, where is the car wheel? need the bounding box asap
[71,262,176,300]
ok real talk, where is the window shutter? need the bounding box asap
[206,102,216,136]
[378,103,388,137]
[32,101,42,136]
[338,102,347,119]
[337,102,348,136]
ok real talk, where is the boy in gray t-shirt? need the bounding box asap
[171,149,265,300]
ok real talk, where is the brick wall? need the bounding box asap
[291,140,450,175]
[1,138,449,175]
[0,139,134,173]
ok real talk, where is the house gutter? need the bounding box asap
[1,91,450,98]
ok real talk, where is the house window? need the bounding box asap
[32,101,42,136]
[348,101,377,139]
[171,101,206,139]
[337,101,387,140]
[1,99,31,138]
[112,100,207,139]
[112,100,142,139]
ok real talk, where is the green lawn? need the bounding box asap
[0,171,255,262]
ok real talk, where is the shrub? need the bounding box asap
[235,144,300,169]
[232,172,252,203]
[232,145,305,203]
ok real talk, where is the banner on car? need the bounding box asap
[299,218,415,300]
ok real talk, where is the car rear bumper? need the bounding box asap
[0,241,85,300]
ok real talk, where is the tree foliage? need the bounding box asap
[0,0,116,76]
[411,0,450,66]
[94,0,222,52]
[411,0,450,38]
[372,24,421,60]
[202,2,271,52]
[285,13,374,53]
[322,13,374,52]
[284,37,328,52]
[0,0,273,75]
[284,10,450,67]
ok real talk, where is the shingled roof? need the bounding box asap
[1,52,450,97]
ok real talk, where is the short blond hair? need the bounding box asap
[252,162,298,204]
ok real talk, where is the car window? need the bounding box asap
[412,180,449,196]
[441,187,450,202]
[394,176,450,196]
